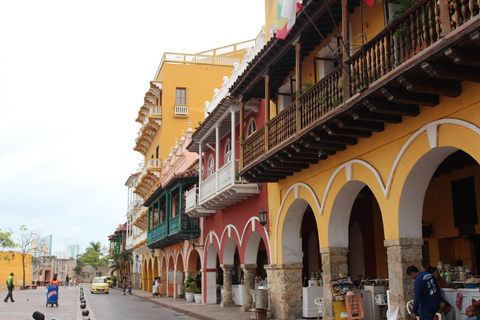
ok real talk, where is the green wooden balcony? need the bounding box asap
[147,213,200,249]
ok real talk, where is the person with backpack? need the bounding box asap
[4,272,15,302]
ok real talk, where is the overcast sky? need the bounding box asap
[0,1,265,256]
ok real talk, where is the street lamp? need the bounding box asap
[135,254,139,262]
[258,207,267,226]
[190,234,203,248]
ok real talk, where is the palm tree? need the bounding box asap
[110,251,132,276]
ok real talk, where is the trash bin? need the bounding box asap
[256,288,268,309]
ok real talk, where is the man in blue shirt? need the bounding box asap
[407,266,440,320]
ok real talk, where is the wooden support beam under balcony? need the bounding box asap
[421,62,480,83]
[253,166,294,176]
[380,87,439,107]
[322,124,373,138]
[348,109,403,124]
[444,47,480,67]
[309,131,358,145]
[249,171,286,180]
[398,76,462,97]
[299,139,346,151]
[363,100,420,117]
[260,163,302,173]
[334,118,385,132]
[267,159,309,169]
[277,153,318,164]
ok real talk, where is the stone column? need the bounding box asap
[265,264,303,320]
[320,247,349,320]
[240,264,256,312]
[220,264,234,307]
[384,238,423,319]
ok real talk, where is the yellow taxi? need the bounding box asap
[91,277,109,294]
[102,276,113,287]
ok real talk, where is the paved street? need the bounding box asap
[0,285,255,320]
[86,287,193,320]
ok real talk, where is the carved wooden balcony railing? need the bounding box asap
[240,0,480,179]
[147,213,200,248]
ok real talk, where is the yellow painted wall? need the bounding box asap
[423,165,480,267]
[265,0,277,39]
[269,79,480,266]
[0,252,32,289]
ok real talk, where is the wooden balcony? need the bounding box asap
[147,213,200,249]
[184,161,260,217]
[134,159,162,198]
[240,0,480,182]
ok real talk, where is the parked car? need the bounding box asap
[91,277,109,294]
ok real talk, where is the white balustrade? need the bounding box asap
[218,161,234,191]
[200,173,216,201]
[185,187,198,211]
[127,199,142,213]
[148,159,162,168]
[175,105,188,115]
[150,106,162,115]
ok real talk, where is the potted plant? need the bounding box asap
[193,287,202,304]
[183,273,196,302]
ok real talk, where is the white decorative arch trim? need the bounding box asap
[320,160,385,214]
[204,217,271,262]
[275,182,322,263]
[385,119,480,197]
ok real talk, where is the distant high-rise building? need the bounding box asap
[68,244,81,259]
[31,235,53,257]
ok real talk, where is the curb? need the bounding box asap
[114,287,216,320]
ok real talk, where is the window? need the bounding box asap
[224,139,232,163]
[246,118,257,137]
[176,88,186,105]
[172,194,179,218]
[207,155,215,176]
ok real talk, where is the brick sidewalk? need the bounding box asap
[0,285,83,320]
[116,287,256,320]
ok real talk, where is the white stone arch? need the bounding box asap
[396,119,480,238]
[205,243,219,304]
[244,231,263,264]
[223,237,238,265]
[281,198,310,264]
[275,183,322,263]
[328,180,367,247]
[206,243,219,269]
[398,146,459,238]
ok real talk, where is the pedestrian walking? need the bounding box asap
[152,277,160,297]
[65,275,69,287]
[123,276,127,295]
[74,277,77,286]
[4,272,15,303]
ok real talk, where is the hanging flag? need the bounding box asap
[363,0,374,7]
[276,0,302,40]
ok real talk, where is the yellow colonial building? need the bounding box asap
[0,252,32,289]
[131,41,258,293]
[227,0,480,319]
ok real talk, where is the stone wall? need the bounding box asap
[31,256,112,284]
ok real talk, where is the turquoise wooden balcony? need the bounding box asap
[147,213,200,249]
